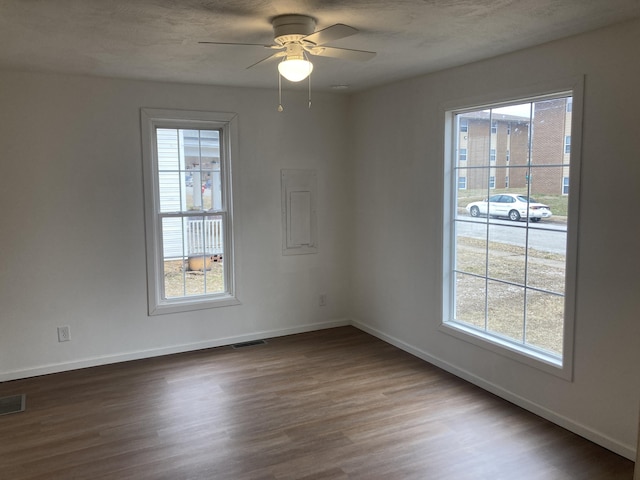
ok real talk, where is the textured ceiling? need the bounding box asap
[1,0,639,92]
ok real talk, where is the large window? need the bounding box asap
[141,109,238,315]
[442,86,581,377]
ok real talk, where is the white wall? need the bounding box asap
[349,19,640,459]
[0,72,351,380]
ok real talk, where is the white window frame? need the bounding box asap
[440,77,583,380]
[141,108,239,315]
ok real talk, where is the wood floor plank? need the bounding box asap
[0,327,634,479]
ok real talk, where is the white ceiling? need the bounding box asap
[1,0,639,92]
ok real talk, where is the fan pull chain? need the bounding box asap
[308,71,312,109]
[277,72,284,112]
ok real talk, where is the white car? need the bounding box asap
[465,194,552,222]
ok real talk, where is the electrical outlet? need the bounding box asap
[319,293,327,307]
[57,326,71,342]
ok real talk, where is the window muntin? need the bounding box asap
[141,109,238,315]
[444,92,576,372]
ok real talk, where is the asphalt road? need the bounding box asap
[455,216,567,254]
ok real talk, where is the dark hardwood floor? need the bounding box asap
[0,327,634,479]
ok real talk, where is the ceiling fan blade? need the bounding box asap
[306,45,376,62]
[302,24,358,46]
[246,51,286,69]
[199,41,280,49]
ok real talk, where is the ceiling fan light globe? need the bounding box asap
[278,59,313,82]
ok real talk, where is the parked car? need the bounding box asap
[465,194,552,222]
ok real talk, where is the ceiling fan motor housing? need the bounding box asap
[272,14,316,45]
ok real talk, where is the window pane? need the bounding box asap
[531,98,571,166]
[527,230,566,294]
[455,273,485,329]
[526,292,564,356]
[527,166,569,204]
[158,171,184,213]
[487,280,524,343]
[462,112,492,167]
[157,128,180,170]
[487,225,526,285]
[456,166,489,221]
[201,170,222,211]
[455,224,487,275]
[161,215,226,298]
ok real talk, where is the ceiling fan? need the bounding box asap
[199,14,376,85]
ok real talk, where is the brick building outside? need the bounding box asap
[457,97,571,196]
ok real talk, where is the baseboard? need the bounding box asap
[0,319,350,382]
[350,319,637,461]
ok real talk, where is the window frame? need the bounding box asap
[440,77,583,380]
[141,108,240,315]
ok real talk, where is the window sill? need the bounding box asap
[149,294,240,316]
[439,321,572,381]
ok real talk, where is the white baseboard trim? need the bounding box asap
[0,319,350,382]
[350,319,637,461]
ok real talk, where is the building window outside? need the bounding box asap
[460,118,468,132]
[490,149,496,162]
[459,176,467,190]
[459,148,467,161]
[491,120,497,134]
[443,89,579,376]
[141,109,239,315]
[564,135,571,153]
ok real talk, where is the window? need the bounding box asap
[564,135,571,154]
[458,176,467,190]
[490,149,496,162]
[459,148,467,161]
[506,150,510,163]
[443,85,581,378]
[491,120,497,134]
[460,118,468,132]
[505,176,509,188]
[141,109,239,315]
